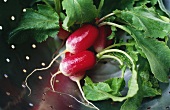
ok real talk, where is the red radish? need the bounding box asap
[93,25,112,52]
[25,24,99,103]
[50,51,99,110]
[57,22,70,40]
[66,24,99,54]
[65,52,86,81]
[60,50,96,76]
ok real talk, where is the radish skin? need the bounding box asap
[60,50,96,76]
[66,24,99,54]
[93,25,112,52]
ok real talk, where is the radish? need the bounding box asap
[66,24,99,54]
[59,50,96,76]
[50,51,98,110]
[25,24,99,86]
[93,25,112,52]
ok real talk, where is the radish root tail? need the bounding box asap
[25,50,67,95]
[50,71,62,91]
[76,81,99,110]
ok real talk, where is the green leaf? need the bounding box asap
[62,0,98,29]
[105,78,125,96]
[83,66,138,102]
[121,58,161,110]
[128,27,170,82]
[99,0,134,17]
[117,6,170,38]
[135,0,158,6]
[158,0,170,17]
[83,77,113,101]
[121,74,143,110]
[9,4,59,43]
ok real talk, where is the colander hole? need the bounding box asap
[38,76,42,80]
[56,80,59,83]
[4,74,8,78]
[166,106,169,109]
[41,62,46,66]
[50,106,54,109]
[23,69,27,73]
[32,44,37,49]
[6,92,10,96]
[42,99,45,101]
[25,56,30,60]
[6,58,10,62]
[0,25,2,30]
[68,105,73,108]
[169,91,170,94]
[22,84,26,88]
[3,0,7,2]
[29,103,34,107]
[147,107,151,110]
[11,44,15,49]
[11,16,15,21]
[23,8,27,12]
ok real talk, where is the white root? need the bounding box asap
[25,50,67,95]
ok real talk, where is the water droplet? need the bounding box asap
[23,69,27,73]
[6,92,10,96]
[0,26,2,30]
[41,62,45,66]
[56,80,59,83]
[6,58,10,62]
[4,74,8,78]
[11,16,15,21]
[23,8,26,12]
[3,0,7,2]
[11,44,15,49]
[38,76,42,80]
[32,44,36,48]
[26,56,30,60]
[29,103,34,107]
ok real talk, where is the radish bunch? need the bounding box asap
[50,24,99,109]
[25,23,113,110]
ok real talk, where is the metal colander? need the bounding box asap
[0,0,170,110]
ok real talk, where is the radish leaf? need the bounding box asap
[129,27,170,82]
[62,0,98,29]
[83,64,138,102]
[116,6,170,38]
[9,4,59,43]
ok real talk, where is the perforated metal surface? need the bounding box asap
[0,0,170,110]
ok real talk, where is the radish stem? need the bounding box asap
[25,50,67,95]
[100,55,123,65]
[98,22,131,34]
[104,42,135,50]
[75,80,99,110]
[97,13,115,23]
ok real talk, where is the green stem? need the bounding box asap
[98,22,131,34]
[100,55,123,65]
[104,42,135,50]
[42,0,53,9]
[97,13,115,23]
[97,49,135,70]
[54,0,61,14]
[97,0,104,17]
